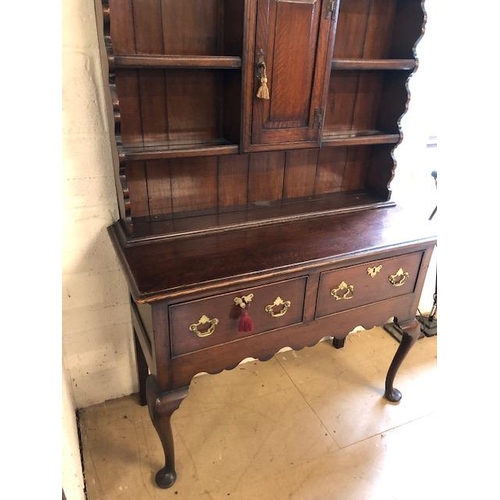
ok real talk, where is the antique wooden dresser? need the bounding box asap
[99,0,436,488]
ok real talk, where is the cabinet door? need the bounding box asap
[243,0,335,152]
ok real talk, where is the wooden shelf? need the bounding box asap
[110,54,242,69]
[322,131,400,147]
[119,141,239,161]
[117,193,394,245]
[331,59,416,71]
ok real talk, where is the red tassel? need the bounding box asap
[238,308,254,333]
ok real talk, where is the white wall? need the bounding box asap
[62,1,137,497]
[62,0,136,409]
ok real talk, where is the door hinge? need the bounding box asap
[326,0,337,20]
[314,108,325,129]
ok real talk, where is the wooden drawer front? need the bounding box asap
[315,252,423,318]
[170,277,307,357]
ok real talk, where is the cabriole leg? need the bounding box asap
[146,377,189,488]
[384,319,421,403]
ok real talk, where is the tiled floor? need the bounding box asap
[79,327,437,500]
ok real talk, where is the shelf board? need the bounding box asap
[322,131,400,147]
[331,59,416,71]
[110,54,242,69]
[118,193,394,245]
[119,140,239,161]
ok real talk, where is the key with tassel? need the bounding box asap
[234,293,254,332]
[256,51,270,100]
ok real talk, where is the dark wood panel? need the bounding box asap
[160,0,221,55]
[363,0,397,58]
[218,155,249,208]
[133,0,164,53]
[165,70,223,144]
[314,148,347,195]
[343,146,371,192]
[366,144,393,198]
[390,0,425,59]
[125,162,150,217]
[351,72,384,131]
[108,0,136,54]
[115,70,143,146]
[170,157,218,213]
[283,149,318,199]
[138,70,168,145]
[324,72,359,133]
[145,160,172,215]
[333,0,370,59]
[248,152,286,203]
[268,0,319,125]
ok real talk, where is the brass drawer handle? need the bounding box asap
[265,296,291,318]
[189,315,219,338]
[331,281,354,300]
[389,268,409,287]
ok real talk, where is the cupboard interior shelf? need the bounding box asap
[110,54,242,69]
[331,59,416,70]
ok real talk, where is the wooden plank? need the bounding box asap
[121,143,239,161]
[145,160,173,216]
[363,0,397,59]
[248,152,286,203]
[133,0,164,54]
[165,70,222,144]
[283,149,318,199]
[138,70,168,145]
[333,0,370,59]
[115,70,144,146]
[343,146,371,191]
[170,157,218,213]
[218,155,249,208]
[351,72,384,131]
[112,55,242,69]
[314,147,347,195]
[331,59,415,70]
[160,0,220,55]
[324,71,358,133]
[108,0,136,54]
[125,162,150,217]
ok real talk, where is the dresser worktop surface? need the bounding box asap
[109,206,436,303]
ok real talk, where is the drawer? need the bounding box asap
[170,277,307,356]
[315,252,423,319]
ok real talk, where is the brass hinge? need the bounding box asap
[326,0,337,19]
[314,108,324,129]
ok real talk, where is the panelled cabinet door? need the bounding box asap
[243,0,336,152]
